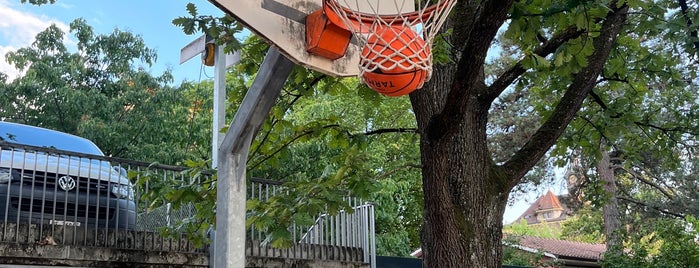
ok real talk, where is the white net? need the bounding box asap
[323,0,456,82]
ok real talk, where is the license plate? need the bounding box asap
[49,220,81,227]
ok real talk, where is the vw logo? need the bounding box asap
[57,176,76,191]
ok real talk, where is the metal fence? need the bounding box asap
[248,178,376,266]
[0,141,375,266]
[0,141,196,252]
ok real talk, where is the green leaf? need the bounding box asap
[186,3,198,16]
[172,17,188,27]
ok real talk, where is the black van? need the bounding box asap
[0,122,136,230]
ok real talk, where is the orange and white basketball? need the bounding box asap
[360,26,430,96]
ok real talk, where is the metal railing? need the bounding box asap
[298,201,377,266]
[248,178,376,266]
[0,141,375,266]
[0,141,196,252]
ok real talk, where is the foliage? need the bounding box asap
[133,159,216,248]
[603,216,699,268]
[0,19,213,165]
[241,63,422,253]
[534,0,699,261]
[504,219,561,239]
[20,0,55,5]
[487,86,557,201]
[96,20,424,252]
[171,3,244,53]
[560,205,605,244]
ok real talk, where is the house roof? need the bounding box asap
[410,236,606,263]
[538,190,563,210]
[515,190,570,224]
[517,236,606,260]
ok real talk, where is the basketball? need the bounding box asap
[362,69,428,96]
[360,26,430,96]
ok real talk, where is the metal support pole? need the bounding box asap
[212,44,226,169]
[213,47,295,268]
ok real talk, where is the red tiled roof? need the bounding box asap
[538,190,563,210]
[515,190,569,224]
[411,236,605,261]
[518,236,606,260]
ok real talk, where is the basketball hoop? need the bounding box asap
[307,0,456,96]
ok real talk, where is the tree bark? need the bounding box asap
[598,145,621,252]
[413,65,507,267]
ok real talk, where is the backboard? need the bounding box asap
[208,0,414,77]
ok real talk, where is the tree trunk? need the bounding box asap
[409,2,629,267]
[411,65,508,267]
[597,146,621,251]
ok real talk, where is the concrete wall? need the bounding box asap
[0,243,370,268]
[0,242,208,267]
[246,240,365,262]
[0,222,201,252]
[246,257,368,268]
[0,222,369,268]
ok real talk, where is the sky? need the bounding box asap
[0,0,224,84]
[0,0,566,224]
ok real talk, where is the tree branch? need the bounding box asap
[51,91,68,132]
[432,0,514,141]
[376,163,422,179]
[611,164,676,200]
[364,128,417,136]
[588,89,622,118]
[248,125,417,170]
[502,3,629,184]
[579,115,614,144]
[588,90,608,110]
[634,121,699,136]
[678,0,699,53]
[617,196,685,218]
[247,124,341,170]
[249,94,303,159]
[486,26,585,101]
[249,74,322,161]
[587,78,699,147]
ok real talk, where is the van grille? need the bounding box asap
[16,170,112,196]
[10,197,114,220]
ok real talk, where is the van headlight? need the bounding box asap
[111,184,134,200]
[0,168,15,183]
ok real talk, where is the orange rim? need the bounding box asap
[322,0,454,33]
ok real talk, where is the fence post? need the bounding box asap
[369,204,376,268]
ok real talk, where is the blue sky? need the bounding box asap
[0,0,223,83]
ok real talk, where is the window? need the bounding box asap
[542,212,552,219]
